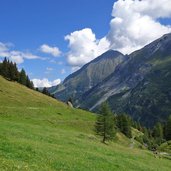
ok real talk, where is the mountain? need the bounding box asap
[1,76,171,170]
[49,50,127,103]
[49,33,171,127]
[79,33,171,126]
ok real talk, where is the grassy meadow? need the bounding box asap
[0,76,171,171]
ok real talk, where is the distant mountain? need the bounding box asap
[49,50,127,103]
[50,33,171,127]
[79,33,171,126]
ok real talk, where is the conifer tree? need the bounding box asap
[153,122,163,144]
[8,61,16,80]
[42,87,49,95]
[116,114,132,138]
[2,57,9,78]
[0,62,2,75]
[165,115,171,141]
[19,68,27,85]
[26,76,34,89]
[95,102,116,143]
[13,62,19,81]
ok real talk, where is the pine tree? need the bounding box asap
[1,57,9,78]
[26,76,34,89]
[42,87,50,95]
[116,114,132,138]
[8,61,16,80]
[19,69,27,85]
[0,62,2,75]
[13,63,19,81]
[95,102,116,143]
[165,115,171,141]
[153,122,163,144]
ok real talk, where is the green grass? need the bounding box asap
[0,76,171,170]
[159,141,171,153]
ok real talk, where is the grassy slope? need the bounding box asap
[0,76,171,171]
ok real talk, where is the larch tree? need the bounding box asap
[95,102,116,143]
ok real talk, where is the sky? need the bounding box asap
[0,0,171,87]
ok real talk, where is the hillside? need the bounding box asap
[52,33,171,126]
[49,50,127,103]
[0,76,171,170]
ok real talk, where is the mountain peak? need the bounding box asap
[50,49,127,102]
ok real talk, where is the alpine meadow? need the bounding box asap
[1,0,171,170]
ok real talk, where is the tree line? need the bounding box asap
[0,57,57,99]
[134,115,171,150]
[95,102,171,150]
[95,102,132,143]
[0,57,34,89]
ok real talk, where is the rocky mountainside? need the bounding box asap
[79,33,171,126]
[50,33,171,126]
[49,50,127,102]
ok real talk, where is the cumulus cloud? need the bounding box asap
[32,78,61,87]
[0,42,43,64]
[65,0,171,68]
[107,0,171,54]
[40,44,61,57]
[65,28,110,67]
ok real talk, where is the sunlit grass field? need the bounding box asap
[0,76,171,170]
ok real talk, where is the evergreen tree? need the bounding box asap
[0,62,2,75]
[42,87,50,95]
[1,57,9,78]
[165,115,171,141]
[153,122,163,144]
[8,61,16,80]
[0,58,34,89]
[137,121,142,131]
[95,102,116,143]
[116,114,132,138]
[26,76,34,89]
[19,69,27,85]
[13,63,19,81]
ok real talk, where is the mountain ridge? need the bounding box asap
[50,33,171,126]
[49,50,127,103]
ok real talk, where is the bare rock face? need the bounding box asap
[48,50,127,104]
[79,33,171,126]
[49,33,171,126]
[67,101,73,108]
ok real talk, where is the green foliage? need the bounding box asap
[116,114,132,138]
[26,76,34,89]
[8,61,19,81]
[153,122,163,145]
[165,115,171,140]
[0,58,33,89]
[42,87,55,99]
[1,57,9,78]
[19,68,27,85]
[0,76,171,170]
[95,102,116,143]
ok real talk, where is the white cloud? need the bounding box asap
[40,44,61,57]
[65,28,110,67]
[0,42,43,64]
[107,0,171,54]
[65,0,171,68]
[61,68,66,74]
[0,42,9,52]
[10,55,24,64]
[32,78,61,87]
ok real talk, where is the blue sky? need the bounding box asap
[0,0,171,87]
